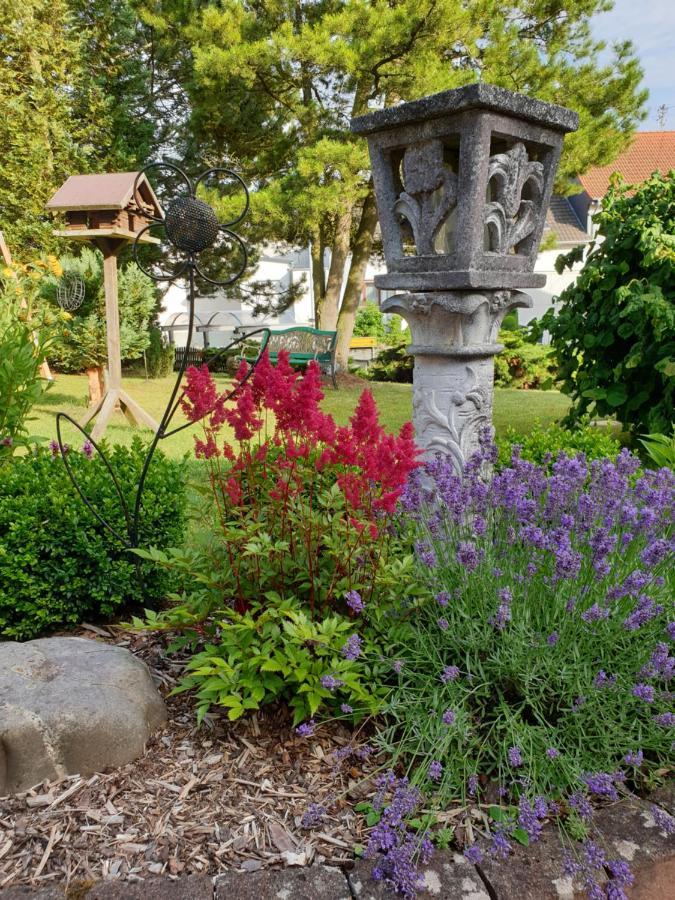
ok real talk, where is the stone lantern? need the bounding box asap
[351,83,578,471]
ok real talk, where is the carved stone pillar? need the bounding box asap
[383,289,531,469]
[351,83,578,471]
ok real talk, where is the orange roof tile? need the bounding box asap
[578,132,675,199]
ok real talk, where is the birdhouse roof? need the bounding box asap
[46,172,162,215]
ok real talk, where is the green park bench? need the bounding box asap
[242,326,338,388]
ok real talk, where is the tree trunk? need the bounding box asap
[320,207,352,331]
[335,188,378,371]
[310,233,325,325]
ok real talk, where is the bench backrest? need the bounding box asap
[266,327,337,358]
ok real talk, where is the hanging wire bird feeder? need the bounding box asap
[56,273,85,311]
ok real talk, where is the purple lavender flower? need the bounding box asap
[489,827,512,859]
[653,712,675,727]
[340,703,353,714]
[457,540,482,572]
[437,617,449,631]
[82,439,94,459]
[547,631,559,646]
[569,792,593,821]
[296,719,315,737]
[49,439,59,457]
[518,796,544,841]
[546,747,560,760]
[508,746,523,767]
[632,682,655,703]
[624,749,643,766]
[345,590,364,613]
[667,622,675,640]
[467,774,479,797]
[435,590,450,607]
[341,634,363,660]
[641,538,670,568]
[651,805,675,835]
[440,665,460,684]
[442,708,456,725]
[584,840,606,870]
[464,844,483,864]
[301,802,326,828]
[593,670,617,689]
[572,695,587,712]
[415,539,438,568]
[392,659,404,674]
[428,760,443,781]
[320,674,344,691]
[582,771,619,800]
[581,603,610,623]
[607,859,634,887]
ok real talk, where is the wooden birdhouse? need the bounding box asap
[45,171,163,440]
[46,172,162,242]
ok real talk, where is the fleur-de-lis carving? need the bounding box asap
[484,142,544,254]
[394,140,457,256]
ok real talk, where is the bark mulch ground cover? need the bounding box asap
[0,626,383,892]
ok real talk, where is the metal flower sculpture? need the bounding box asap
[56,163,271,554]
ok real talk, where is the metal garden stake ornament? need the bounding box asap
[56,163,271,551]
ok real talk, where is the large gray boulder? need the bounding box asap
[0,636,166,795]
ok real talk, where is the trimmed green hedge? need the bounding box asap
[0,439,186,639]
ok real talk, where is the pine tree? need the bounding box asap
[130,1,649,366]
[0,0,89,255]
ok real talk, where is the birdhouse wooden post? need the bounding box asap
[46,172,162,440]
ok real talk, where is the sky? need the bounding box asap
[592,0,675,130]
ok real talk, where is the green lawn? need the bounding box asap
[31,372,571,458]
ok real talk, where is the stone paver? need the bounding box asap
[592,798,674,870]
[214,865,351,899]
[348,853,490,899]
[477,827,598,900]
[85,875,212,899]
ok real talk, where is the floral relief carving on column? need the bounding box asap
[414,365,491,470]
[484,142,544,254]
[393,140,458,256]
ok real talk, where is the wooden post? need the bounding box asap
[82,237,158,441]
[99,238,123,391]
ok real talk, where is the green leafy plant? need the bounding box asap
[493,328,557,390]
[0,439,186,639]
[363,341,414,383]
[353,301,386,341]
[540,171,674,435]
[639,429,675,470]
[497,420,621,471]
[0,258,63,459]
[143,325,175,378]
[156,595,384,724]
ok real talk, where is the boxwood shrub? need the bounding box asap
[0,439,186,639]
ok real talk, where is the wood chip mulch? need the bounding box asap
[0,626,380,891]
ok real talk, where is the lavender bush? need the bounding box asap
[374,435,672,855]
